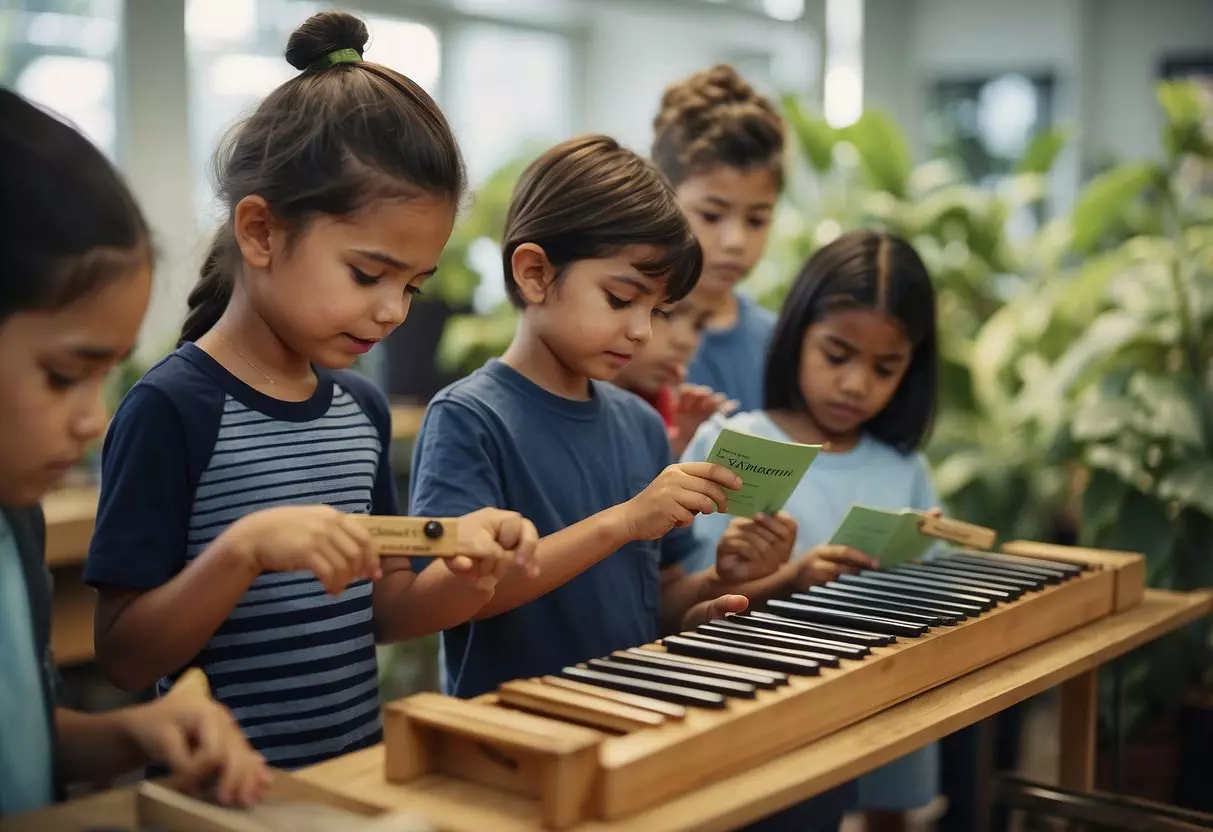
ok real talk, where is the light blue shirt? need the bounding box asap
[0,513,55,815]
[681,410,940,572]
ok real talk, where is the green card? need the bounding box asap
[828,505,932,566]
[705,427,821,518]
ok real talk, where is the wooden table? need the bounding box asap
[288,589,1212,832]
[38,404,426,666]
[7,590,1209,832]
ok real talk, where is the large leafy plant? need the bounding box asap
[1035,80,1213,732]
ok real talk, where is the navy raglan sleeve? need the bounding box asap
[335,371,399,516]
[84,383,214,590]
[408,398,505,518]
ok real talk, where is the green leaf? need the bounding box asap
[1016,126,1069,175]
[1070,163,1159,254]
[1093,489,1177,570]
[783,96,837,174]
[1157,460,1213,517]
[1081,468,1129,538]
[1071,397,1137,441]
[1046,312,1146,397]
[1127,372,1206,449]
[1084,442,1148,487]
[840,109,913,198]
[1157,80,1213,160]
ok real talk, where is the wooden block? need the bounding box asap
[349,516,460,557]
[540,675,688,720]
[919,514,996,550]
[384,693,604,829]
[498,679,666,732]
[136,775,436,832]
[1002,539,1146,612]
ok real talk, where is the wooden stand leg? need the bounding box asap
[1058,670,1098,791]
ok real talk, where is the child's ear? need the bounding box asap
[510,243,557,305]
[232,195,277,271]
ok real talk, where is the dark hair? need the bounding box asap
[502,134,702,308]
[651,64,785,188]
[764,229,938,453]
[0,90,150,324]
[180,11,466,345]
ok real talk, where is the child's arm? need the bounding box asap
[94,505,381,692]
[56,677,269,805]
[410,401,740,621]
[373,508,539,642]
[658,513,798,632]
[478,462,739,619]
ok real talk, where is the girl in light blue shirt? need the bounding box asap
[683,229,945,831]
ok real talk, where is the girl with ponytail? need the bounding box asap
[84,11,538,771]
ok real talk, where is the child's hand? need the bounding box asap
[442,507,540,590]
[222,505,379,595]
[716,512,798,583]
[124,682,271,806]
[791,544,879,591]
[668,384,739,455]
[680,593,749,629]
[620,462,742,540]
[925,506,944,518]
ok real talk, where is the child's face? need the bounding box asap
[798,308,912,439]
[520,245,676,383]
[0,267,151,506]
[675,165,779,303]
[614,295,712,396]
[244,195,456,369]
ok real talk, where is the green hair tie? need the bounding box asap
[311,47,362,70]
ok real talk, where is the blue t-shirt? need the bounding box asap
[84,343,397,770]
[0,514,55,815]
[685,293,776,414]
[408,358,698,699]
[682,410,940,572]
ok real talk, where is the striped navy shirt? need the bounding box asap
[85,342,396,769]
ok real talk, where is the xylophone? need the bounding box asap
[379,526,1145,830]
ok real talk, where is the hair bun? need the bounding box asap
[654,64,775,135]
[285,11,369,71]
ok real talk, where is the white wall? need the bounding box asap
[1086,0,1213,166]
[580,1,822,153]
[864,0,1213,213]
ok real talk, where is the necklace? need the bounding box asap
[216,331,275,386]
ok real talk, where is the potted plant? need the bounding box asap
[1032,79,1213,806]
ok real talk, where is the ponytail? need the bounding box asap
[179,228,235,346]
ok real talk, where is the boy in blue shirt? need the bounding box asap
[410,135,799,700]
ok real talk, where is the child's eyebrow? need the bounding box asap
[73,345,134,362]
[825,333,906,361]
[353,249,411,271]
[610,275,655,295]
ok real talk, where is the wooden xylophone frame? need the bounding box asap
[381,541,1146,829]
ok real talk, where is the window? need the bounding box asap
[444,22,574,187]
[185,0,441,218]
[0,0,123,158]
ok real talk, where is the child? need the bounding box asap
[408,134,800,702]
[612,292,736,456]
[650,64,784,413]
[683,229,944,832]
[0,89,268,814]
[83,11,537,772]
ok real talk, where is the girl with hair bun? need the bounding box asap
[651,64,784,415]
[84,11,537,771]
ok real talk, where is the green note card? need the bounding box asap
[829,505,932,566]
[705,427,821,518]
